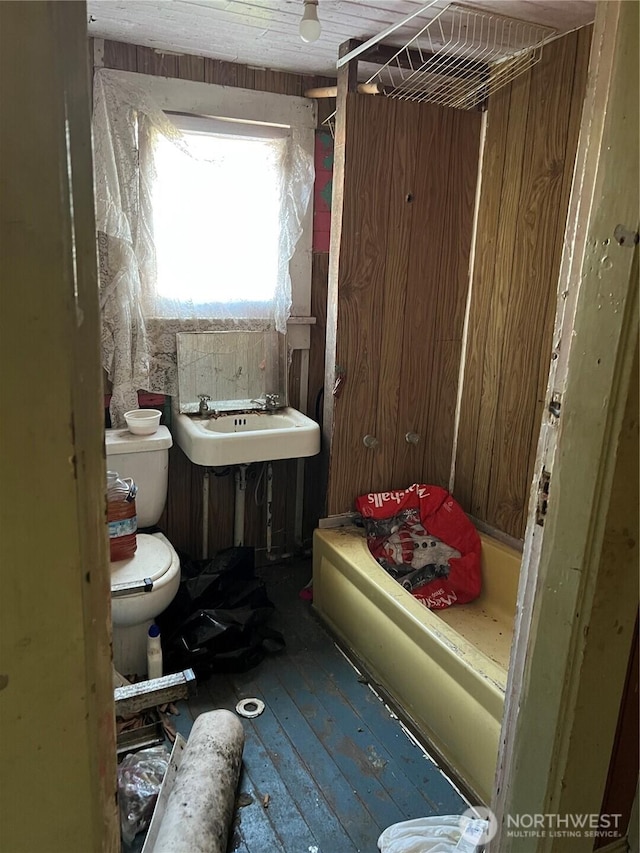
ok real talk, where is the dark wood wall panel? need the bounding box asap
[327,94,481,514]
[303,252,329,539]
[101,38,335,98]
[370,99,421,493]
[392,105,455,490]
[466,72,532,527]
[486,34,579,533]
[453,28,592,539]
[596,617,639,848]
[207,465,235,552]
[419,106,480,489]
[137,46,178,77]
[103,39,137,71]
[326,94,398,513]
[452,77,512,519]
[100,38,332,561]
[177,54,205,82]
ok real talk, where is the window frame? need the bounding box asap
[107,70,317,333]
[151,113,289,319]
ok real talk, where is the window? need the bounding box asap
[151,115,290,319]
[93,68,315,424]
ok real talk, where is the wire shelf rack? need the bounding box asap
[322,109,337,139]
[363,2,556,111]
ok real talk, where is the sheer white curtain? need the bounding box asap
[92,69,313,426]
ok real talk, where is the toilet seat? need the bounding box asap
[111,533,173,593]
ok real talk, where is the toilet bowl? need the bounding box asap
[110,532,181,675]
[105,425,181,676]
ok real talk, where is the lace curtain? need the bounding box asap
[92,69,313,426]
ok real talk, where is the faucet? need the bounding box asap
[265,393,281,410]
[198,394,211,416]
[251,393,281,412]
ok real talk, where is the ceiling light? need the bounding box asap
[299,0,321,43]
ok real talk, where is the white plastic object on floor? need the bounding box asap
[235,698,265,718]
[147,624,163,680]
[377,815,488,853]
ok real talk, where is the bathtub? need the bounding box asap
[312,524,521,804]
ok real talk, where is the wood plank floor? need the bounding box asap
[151,558,468,852]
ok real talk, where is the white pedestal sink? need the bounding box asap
[173,408,320,467]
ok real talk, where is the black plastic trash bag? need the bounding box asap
[157,547,285,676]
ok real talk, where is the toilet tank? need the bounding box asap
[105,426,173,528]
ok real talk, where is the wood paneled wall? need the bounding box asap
[453,27,592,540]
[98,38,333,561]
[99,39,335,119]
[325,94,481,514]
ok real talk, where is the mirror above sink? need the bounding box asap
[176,329,287,414]
[173,407,320,466]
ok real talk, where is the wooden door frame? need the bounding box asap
[490,1,639,850]
[1,1,119,849]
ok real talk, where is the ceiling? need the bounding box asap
[86,0,596,79]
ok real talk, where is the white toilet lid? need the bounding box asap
[110,534,173,587]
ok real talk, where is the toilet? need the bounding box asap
[105,425,181,677]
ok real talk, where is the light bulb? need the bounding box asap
[299,1,321,43]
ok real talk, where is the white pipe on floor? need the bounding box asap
[202,469,210,559]
[149,710,245,853]
[234,464,247,547]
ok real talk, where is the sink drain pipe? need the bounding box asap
[202,469,210,559]
[234,464,248,547]
[148,709,245,853]
[266,462,273,557]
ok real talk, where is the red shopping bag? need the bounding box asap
[355,484,481,609]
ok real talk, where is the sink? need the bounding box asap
[173,408,321,466]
